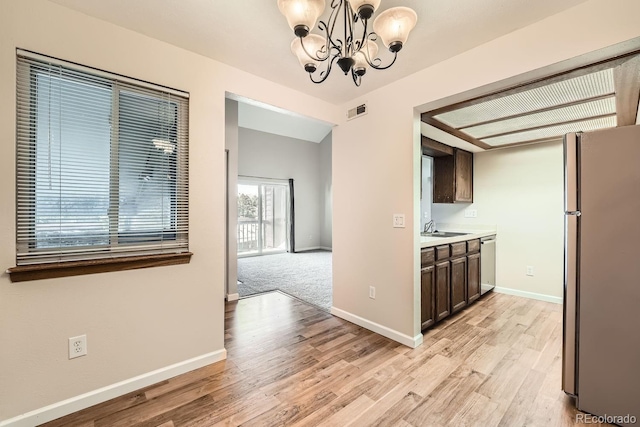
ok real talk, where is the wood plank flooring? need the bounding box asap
[41,291,610,427]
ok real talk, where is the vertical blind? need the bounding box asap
[16,51,189,265]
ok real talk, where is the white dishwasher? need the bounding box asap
[480,235,496,295]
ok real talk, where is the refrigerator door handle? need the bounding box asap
[566,211,582,216]
[563,207,579,397]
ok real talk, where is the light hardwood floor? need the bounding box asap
[41,291,610,427]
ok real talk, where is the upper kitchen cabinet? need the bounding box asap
[453,149,473,202]
[433,148,473,204]
[421,136,473,203]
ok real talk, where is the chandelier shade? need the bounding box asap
[278,0,417,86]
[348,0,381,19]
[291,34,327,72]
[353,41,379,75]
[373,6,418,52]
[277,0,326,37]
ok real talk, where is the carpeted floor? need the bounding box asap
[237,250,332,311]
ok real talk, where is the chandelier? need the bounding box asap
[277,0,418,86]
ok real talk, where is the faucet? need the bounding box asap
[424,220,435,233]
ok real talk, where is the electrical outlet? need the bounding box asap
[68,335,87,359]
[369,286,376,299]
[393,214,405,228]
[526,266,534,276]
[464,209,478,218]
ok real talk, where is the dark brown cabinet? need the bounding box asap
[450,256,467,313]
[433,148,473,204]
[421,236,484,331]
[467,252,481,303]
[434,261,451,322]
[420,265,435,329]
[454,149,473,202]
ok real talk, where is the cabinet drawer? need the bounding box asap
[421,248,435,265]
[436,245,450,260]
[451,242,467,257]
[467,239,480,253]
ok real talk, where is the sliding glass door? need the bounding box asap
[237,178,289,256]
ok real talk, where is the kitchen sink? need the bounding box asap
[421,231,470,238]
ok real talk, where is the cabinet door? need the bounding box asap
[433,155,455,203]
[421,265,435,330]
[434,261,451,322]
[455,149,473,202]
[451,256,467,313]
[467,252,481,303]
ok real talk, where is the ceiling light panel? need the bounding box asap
[481,115,617,146]
[463,96,616,138]
[434,68,615,128]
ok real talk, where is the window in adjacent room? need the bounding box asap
[11,51,190,279]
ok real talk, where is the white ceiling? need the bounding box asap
[237,100,333,143]
[48,0,589,105]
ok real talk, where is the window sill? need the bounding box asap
[6,252,193,282]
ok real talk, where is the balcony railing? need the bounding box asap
[237,219,260,252]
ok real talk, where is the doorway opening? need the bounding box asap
[225,94,335,311]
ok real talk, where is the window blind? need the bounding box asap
[16,51,189,265]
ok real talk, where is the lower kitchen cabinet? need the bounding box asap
[451,256,467,313]
[467,252,481,303]
[420,265,435,329]
[434,260,451,322]
[421,238,483,331]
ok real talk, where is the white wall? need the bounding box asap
[0,0,339,423]
[433,141,565,300]
[332,0,640,345]
[319,133,333,249]
[237,128,331,252]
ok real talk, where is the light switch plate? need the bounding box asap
[393,214,405,228]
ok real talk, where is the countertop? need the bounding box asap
[420,227,497,248]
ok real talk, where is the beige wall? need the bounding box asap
[433,141,565,300]
[332,0,640,341]
[0,0,338,422]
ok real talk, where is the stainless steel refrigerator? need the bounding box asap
[563,126,640,425]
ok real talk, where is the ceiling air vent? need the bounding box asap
[347,103,367,121]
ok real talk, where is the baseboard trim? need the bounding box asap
[331,307,423,348]
[413,332,424,348]
[493,287,563,304]
[295,246,321,252]
[226,293,239,301]
[0,349,227,427]
[319,246,332,251]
